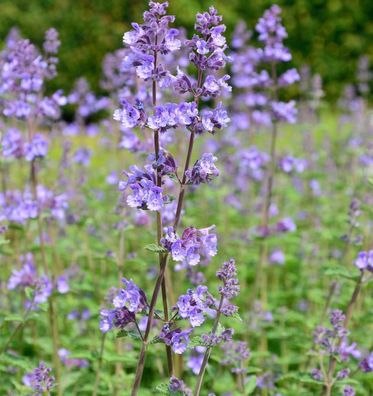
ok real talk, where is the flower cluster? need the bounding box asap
[122,1,180,84]
[0,28,66,120]
[216,258,240,300]
[119,165,167,211]
[161,225,217,267]
[311,310,361,389]
[0,186,68,224]
[159,325,193,354]
[99,278,147,333]
[23,362,55,394]
[2,129,49,162]
[58,348,89,369]
[278,156,307,174]
[175,285,214,327]
[186,153,219,185]
[221,340,250,374]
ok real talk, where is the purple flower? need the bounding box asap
[278,68,300,86]
[186,153,219,185]
[216,259,240,300]
[24,134,49,161]
[119,165,167,211]
[175,285,213,327]
[23,362,55,393]
[161,225,217,266]
[221,341,250,373]
[73,148,92,166]
[271,101,297,124]
[354,250,373,272]
[43,28,60,54]
[113,278,148,313]
[58,348,89,369]
[269,249,285,265]
[113,98,142,128]
[279,156,307,173]
[99,307,136,333]
[159,325,193,354]
[1,128,24,158]
[343,386,355,396]
[359,352,373,372]
[310,368,323,381]
[276,217,296,233]
[201,103,230,133]
[169,376,192,395]
[187,347,205,374]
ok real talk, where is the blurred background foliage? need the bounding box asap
[0,0,373,100]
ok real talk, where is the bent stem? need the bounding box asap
[193,295,224,396]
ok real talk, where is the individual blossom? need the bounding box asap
[24,134,49,162]
[354,250,373,272]
[269,249,285,265]
[149,149,177,177]
[58,348,89,369]
[159,324,193,354]
[175,285,214,327]
[359,352,373,372]
[187,346,205,375]
[168,376,192,395]
[186,153,219,185]
[23,362,55,394]
[72,148,92,166]
[1,128,24,158]
[43,28,61,54]
[278,156,307,173]
[343,385,355,396]
[119,165,167,211]
[113,278,148,313]
[161,225,217,266]
[113,98,143,129]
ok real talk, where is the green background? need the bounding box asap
[1,0,373,99]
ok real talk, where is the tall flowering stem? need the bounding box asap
[323,272,365,395]
[251,5,299,306]
[110,3,230,394]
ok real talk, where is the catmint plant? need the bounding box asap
[104,2,232,394]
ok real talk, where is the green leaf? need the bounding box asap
[323,266,360,281]
[145,244,168,253]
[244,376,257,394]
[116,330,142,340]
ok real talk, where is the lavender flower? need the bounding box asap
[159,324,193,354]
[113,278,148,313]
[161,225,217,266]
[119,165,167,211]
[216,259,240,299]
[186,153,219,185]
[359,352,373,372]
[23,362,55,394]
[175,285,213,327]
[354,250,373,272]
[24,134,49,161]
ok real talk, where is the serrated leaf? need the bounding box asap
[116,330,142,340]
[145,244,168,253]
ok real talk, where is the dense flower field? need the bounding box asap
[0,2,372,395]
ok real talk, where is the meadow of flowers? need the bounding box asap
[0,2,372,395]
